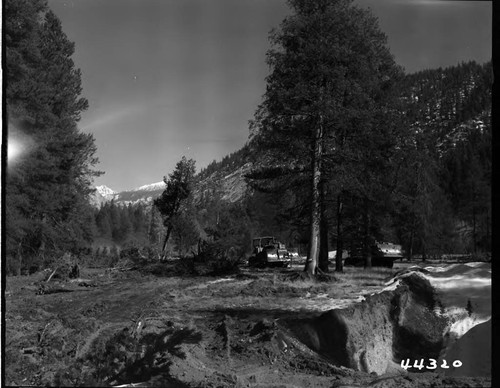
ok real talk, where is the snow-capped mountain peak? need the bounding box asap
[96,185,116,198]
[133,181,166,192]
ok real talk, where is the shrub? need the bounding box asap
[6,256,21,276]
[196,241,242,275]
[195,240,225,263]
[207,254,241,275]
[173,257,198,276]
[42,252,78,281]
[120,246,143,261]
[147,246,162,261]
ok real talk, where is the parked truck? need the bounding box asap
[344,241,404,268]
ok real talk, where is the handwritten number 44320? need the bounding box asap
[400,359,462,370]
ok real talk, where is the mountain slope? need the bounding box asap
[90,147,252,207]
[113,182,166,206]
[90,185,117,207]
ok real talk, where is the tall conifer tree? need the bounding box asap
[5,0,100,271]
[249,0,402,274]
[154,157,196,258]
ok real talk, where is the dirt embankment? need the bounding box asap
[287,273,448,375]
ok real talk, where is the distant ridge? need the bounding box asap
[133,181,166,192]
[90,145,252,207]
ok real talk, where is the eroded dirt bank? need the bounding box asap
[286,273,449,375]
[5,264,491,387]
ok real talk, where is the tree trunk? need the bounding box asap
[486,212,490,251]
[409,229,414,261]
[318,185,329,273]
[408,215,418,261]
[319,215,329,272]
[17,242,23,277]
[363,200,372,269]
[472,205,477,254]
[161,224,173,258]
[335,194,344,272]
[304,123,323,275]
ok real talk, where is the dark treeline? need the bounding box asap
[5,0,101,274]
[249,60,491,270]
[393,61,492,260]
[94,202,150,246]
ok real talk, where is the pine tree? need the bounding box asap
[5,0,101,271]
[95,203,112,238]
[148,205,163,246]
[154,157,196,258]
[132,204,148,236]
[249,0,402,274]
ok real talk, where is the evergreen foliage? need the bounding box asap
[154,157,197,257]
[248,0,403,273]
[5,0,101,274]
[94,202,151,246]
[393,61,492,258]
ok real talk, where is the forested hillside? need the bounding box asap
[394,61,492,259]
[197,144,252,182]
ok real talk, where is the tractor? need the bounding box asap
[248,236,291,268]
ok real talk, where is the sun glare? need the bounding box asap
[8,138,23,162]
[7,138,25,163]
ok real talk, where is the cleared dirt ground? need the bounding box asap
[4,262,491,387]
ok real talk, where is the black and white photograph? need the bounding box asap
[3,0,492,386]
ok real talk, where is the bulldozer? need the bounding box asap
[248,236,291,268]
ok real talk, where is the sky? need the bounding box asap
[46,0,492,192]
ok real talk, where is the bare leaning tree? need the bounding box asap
[154,156,196,259]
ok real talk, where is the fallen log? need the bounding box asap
[37,284,74,295]
[77,282,97,288]
[112,382,148,387]
[38,321,52,344]
[21,347,39,354]
[45,267,59,283]
[108,266,137,272]
[69,278,93,283]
